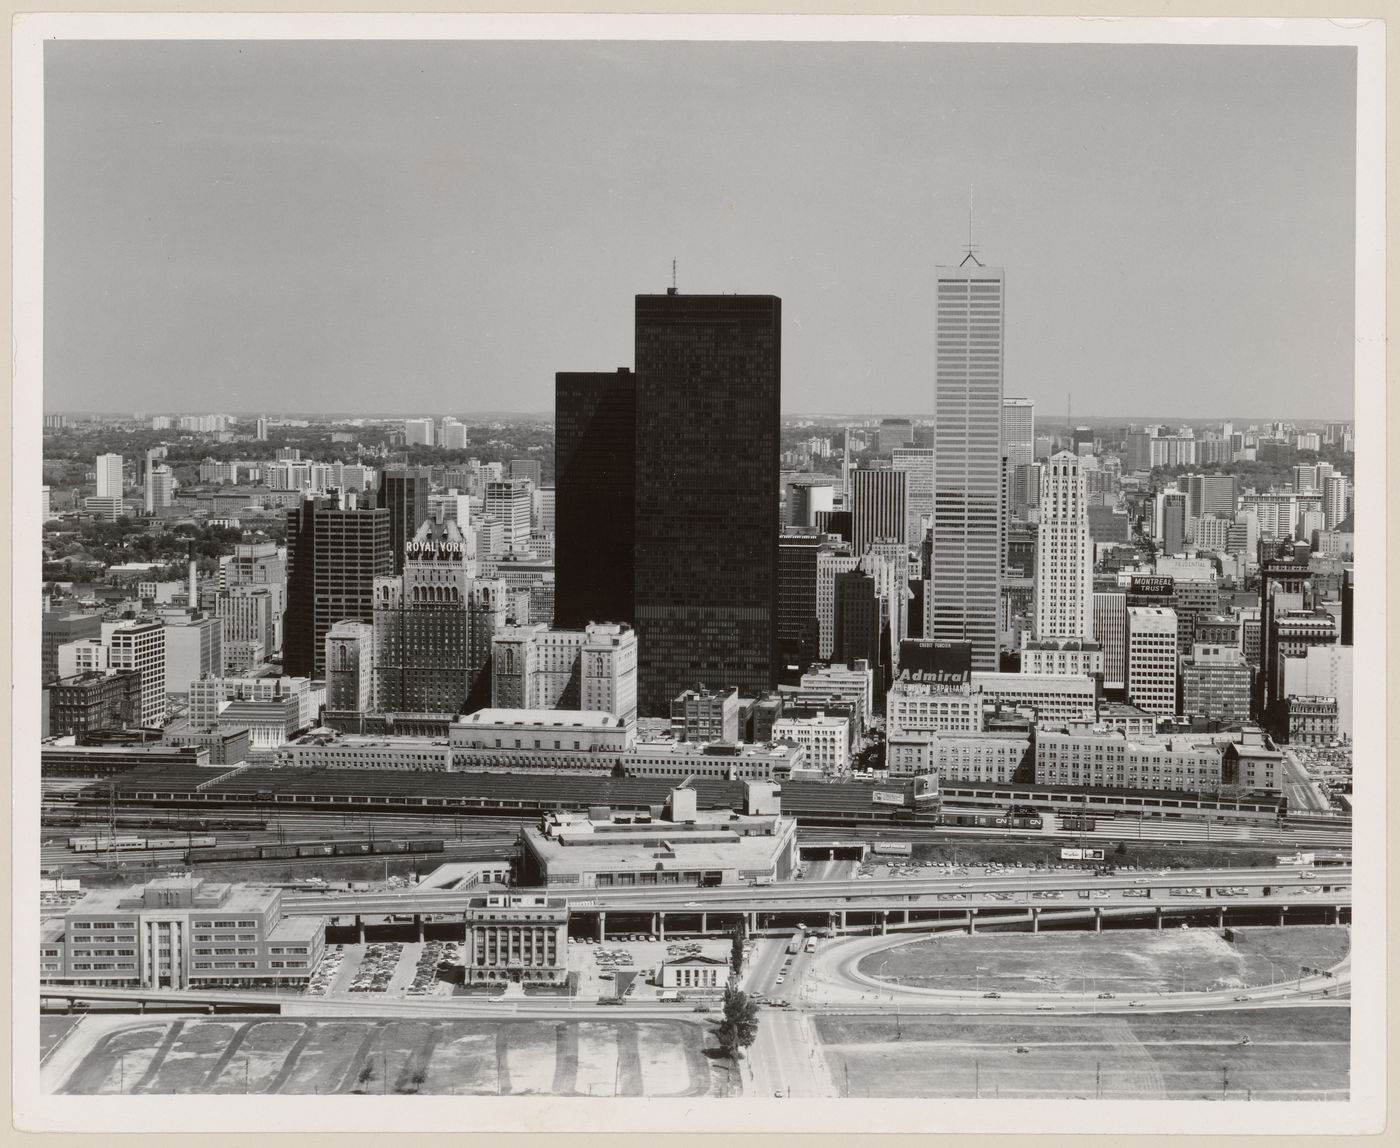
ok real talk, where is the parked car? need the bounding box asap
[982,992,1001,999]
[1097,992,1116,999]
[1035,1004,1055,1011]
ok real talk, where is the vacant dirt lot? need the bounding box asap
[54,1016,725,1097]
[815,1008,1349,1100]
[857,926,1349,995]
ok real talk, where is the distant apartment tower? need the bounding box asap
[891,447,936,545]
[95,453,123,498]
[255,416,269,441]
[109,621,168,727]
[440,417,468,450]
[1126,606,1178,716]
[634,291,781,714]
[282,495,392,679]
[376,466,432,573]
[1034,451,1094,641]
[554,369,637,629]
[373,518,504,715]
[1323,473,1350,530]
[1092,591,1128,691]
[1156,490,1187,556]
[403,418,434,446]
[930,257,1003,670]
[1186,474,1239,521]
[849,467,908,556]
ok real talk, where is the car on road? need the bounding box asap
[1097,992,1116,999]
[1132,878,1148,884]
[1300,871,1317,879]
[776,976,785,985]
[1128,1001,1145,1008]
[1233,995,1251,1002]
[983,992,1001,999]
[1015,1046,1030,1054]
[774,1090,784,1098]
[693,1005,711,1013]
[1035,1005,1055,1011]
[600,998,625,1006]
[959,883,972,888]
[685,901,701,907]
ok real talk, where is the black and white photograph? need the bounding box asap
[10,11,1386,1137]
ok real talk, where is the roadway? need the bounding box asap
[274,865,1351,918]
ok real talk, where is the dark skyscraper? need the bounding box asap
[376,466,432,573]
[283,496,392,679]
[777,530,829,684]
[633,291,781,715]
[554,368,637,630]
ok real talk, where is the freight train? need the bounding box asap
[184,838,447,864]
[935,809,1044,831]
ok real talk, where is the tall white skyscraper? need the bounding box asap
[95,453,123,498]
[1126,606,1178,716]
[1034,451,1094,641]
[930,256,1003,670]
[891,447,936,545]
[255,415,269,441]
[441,417,468,450]
[1323,473,1351,529]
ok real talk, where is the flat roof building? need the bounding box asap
[518,783,797,889]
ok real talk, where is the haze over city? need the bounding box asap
[45,40,1356,419]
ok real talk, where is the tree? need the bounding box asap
[729,926,745,977]
[715,984,759,1061]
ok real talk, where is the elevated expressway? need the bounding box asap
[271,866,1351,940]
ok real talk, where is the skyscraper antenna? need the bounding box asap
[672,259,677,291]
[960,183,983,267]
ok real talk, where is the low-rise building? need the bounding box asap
[885,729,1031,783]
[462,893,568,987]
[970,672,1099,725]
[770,711,850,775]
[273,736,454,772]
[1018,639,1104,679]
[658,954,729,991]
[1220,730,1285,792]
[40,876,325,989]
[450,708,635,753]
[886,682,983,737]
[1286,696,1339,746]
[1035,724,1226,793]
[47,670,141,739]
[517,783,797,889]
[1095,701,1158,738]
[670,685,741,744]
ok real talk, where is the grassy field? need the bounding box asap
[54,1016,729,1097]
[857,926,1349,995]
[815,1008,1350,1100]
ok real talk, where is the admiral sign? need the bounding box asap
[897,640,972,686]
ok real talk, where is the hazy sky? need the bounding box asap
[45,39,1357,419]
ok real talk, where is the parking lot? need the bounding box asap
[566,934,734,999]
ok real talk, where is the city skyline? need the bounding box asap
[44,40,1357,419]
